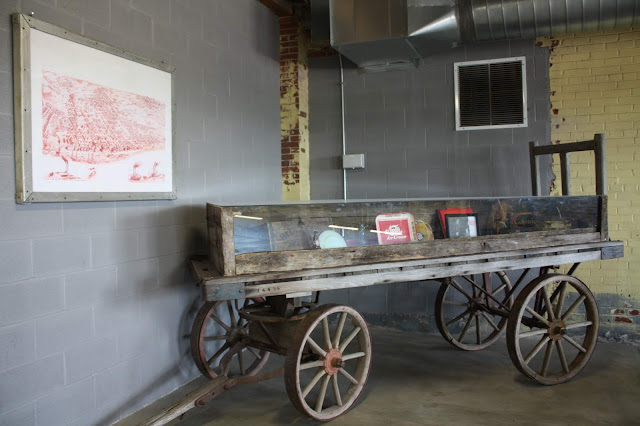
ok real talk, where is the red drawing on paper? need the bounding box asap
[129,161,165,183]
[41,70,166,182]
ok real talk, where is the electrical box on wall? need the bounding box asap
[342,154,365,169]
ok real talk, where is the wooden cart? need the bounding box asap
[141,135,624,425]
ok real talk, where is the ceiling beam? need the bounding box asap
[256,0,294,17]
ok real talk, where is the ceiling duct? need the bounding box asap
[328,0,640,70]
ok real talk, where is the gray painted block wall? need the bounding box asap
[0,1,281,424]
[309,41,551,321]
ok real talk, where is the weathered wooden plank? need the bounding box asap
[207,205,236,276]
[601,244,624,260]
[532,140,596,156]
[529,141,540,196]
[256,0,294,17]
[599,196,608,241]
[243,251,603,299]
[199,241,623,301]
[196,240,621,286]
[203,281,246,301]
[560,152,571,196]
[594,133,607,196]
[234,230,600,275]
[138,376,229,426]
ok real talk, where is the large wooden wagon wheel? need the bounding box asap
[285,304,372,421]
[506,274,599,385]
[191,299,270,379]
[435,271,513,350]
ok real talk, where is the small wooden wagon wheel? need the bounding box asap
[285,304,372,421]
[435,271,512,351]
[506,274,599,385]
[190,299,270,379]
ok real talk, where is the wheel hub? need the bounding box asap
[547,319,566,341]
[228,326,246,344]
[324,349,343,375]
[471,297,487,312]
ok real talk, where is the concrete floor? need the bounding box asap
[120,327,640,426]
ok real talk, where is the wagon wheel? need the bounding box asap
[191,299,270,379]
[506,274,599,385]
[285,304,372,421]
[435,271,513,351]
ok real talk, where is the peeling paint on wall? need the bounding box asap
[537,28,640,337]
[279,17,310,201]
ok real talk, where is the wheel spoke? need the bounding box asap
[307,337,328,357]
[524,336,551,364]
[299,360,325,370]
[482,273,492,306]
[518,328,548,339]
[561,295,586,320]
[480,311,500,332]
[460,275,510,311]
[339,327,361,353]
[443,300,469,307]
[332,374,343,407]
[227,300,236,325]
[540,340,554,377]
[525,306,551,326]
[322,317,331,351]
[458,314,473,342]
[316,374,330,412]
[475,315,481,344]
[449,279,475,302]
[207,342,230,365]
[210,314,231,332]
[564,321,593,330]
[492,283,507,296]
[246,346,262,360]
[554,282,568,318]
[542,287,556,321]
[470,279,477,298]
[302,369,326,398]
[203,335,227,341]
[342,351,366,361]
[555,340,570,373]
[446,308,471,327]
[333,312,348,349]
[238,350,245,375]
[339,368,359,385]
[562,334,587,353]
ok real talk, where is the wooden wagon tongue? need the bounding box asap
[138,368,285,426]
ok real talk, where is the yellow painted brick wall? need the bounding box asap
[538,29,640,328]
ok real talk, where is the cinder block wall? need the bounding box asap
[0,1,281,424]
[309,41,552,329]
[539,28,640,333]
[310,42,551,201]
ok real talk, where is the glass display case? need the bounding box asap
[207,196,606,276]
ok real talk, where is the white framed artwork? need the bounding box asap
[13,13,176,203]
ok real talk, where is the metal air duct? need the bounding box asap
[327,0,640,70]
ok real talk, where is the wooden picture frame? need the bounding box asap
[445,214,479,239]
[13,13,176,203]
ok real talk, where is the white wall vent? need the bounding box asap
[454,57,527,131]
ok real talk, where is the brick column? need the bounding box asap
[279,16,310,201]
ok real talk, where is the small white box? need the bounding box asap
[342,154,365,169]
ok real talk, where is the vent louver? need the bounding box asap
[454,57,527,131]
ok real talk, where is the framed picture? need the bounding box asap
[438,207,473,238]
[445,214,479,239]
[12,14,176,203]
